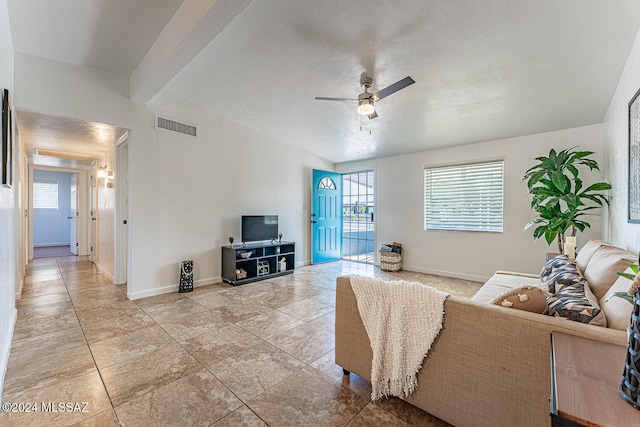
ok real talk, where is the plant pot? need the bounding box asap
[621,290,640,409]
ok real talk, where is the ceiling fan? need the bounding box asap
[315,75,415,119]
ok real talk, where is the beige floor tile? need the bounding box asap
[12,303,80,340]
[81,310,156,344]
[208,298,275,323]
[69,287,129,309]
[309,350,372,398]
[372,397,453,426]
[236,310,305,339]
[150,308,230,341]
[212,405,268,427]
[141,296,208,318]
[180,323,263,366]
[70,409,119,426]
[208,341,305,402]
[65,276,114,291]
[267,323,335,364]
[20,279,67,298]
[134,291,191,310]
[16,292,71,308]
[277,298,335,322]
[307,289,337,307]
[1,370,111,427]
[89,325,174,369]
[3,342,96,397]
[307,311,336,333]
[8,326,87,359]
[248,367,368,426]
[347,402,411,426]
[250,289,308,309]
[114,369,242,426]
[100,342,203,406]
[76,300,144,325]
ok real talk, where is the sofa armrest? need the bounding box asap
[335,275,626,427]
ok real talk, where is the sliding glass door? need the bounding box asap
[342,170,375,264]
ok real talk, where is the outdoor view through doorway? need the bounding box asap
[342,170,375,263]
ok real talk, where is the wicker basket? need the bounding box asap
[380,251,402,272]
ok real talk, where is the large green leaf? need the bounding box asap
[523,147,610,248]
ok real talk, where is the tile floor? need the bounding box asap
[1,256,482,426]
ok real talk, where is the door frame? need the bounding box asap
[339,168,377,264]
[114,135,129,286]
[27,165,91,260]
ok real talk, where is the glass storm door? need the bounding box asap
[312,169,343,264]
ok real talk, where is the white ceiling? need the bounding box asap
[8,0,640,164]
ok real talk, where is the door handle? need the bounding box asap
[312,220,318,224]
[67,216,73,219]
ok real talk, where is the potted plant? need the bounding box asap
[228,236,234,247]
[523,147,611,253]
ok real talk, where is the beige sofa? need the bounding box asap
[335,240,637,427]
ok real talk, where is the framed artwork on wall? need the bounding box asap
[1,88,11,188]
[629,87,640,223]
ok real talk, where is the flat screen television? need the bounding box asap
[242,215,278,242]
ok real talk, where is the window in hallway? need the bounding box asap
[342,170,375,264]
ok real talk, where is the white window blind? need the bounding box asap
[34,181,59,210]
[424,160,503,232]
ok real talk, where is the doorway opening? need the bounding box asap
[31,169,78,259]
[341,170,375,264]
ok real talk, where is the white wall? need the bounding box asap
[337,124,606,281]
[32,169,72,246]
[0,0,17,402]
[603,28,640,253]
[14,54,333,300]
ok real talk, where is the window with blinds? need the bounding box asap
[424,160,504,232]
[33,181,59,210]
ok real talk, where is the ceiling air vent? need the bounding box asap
[155,115,197,137]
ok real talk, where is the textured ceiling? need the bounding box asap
[7,0,640,164]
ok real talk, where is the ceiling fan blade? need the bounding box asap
[367,110,378,120]
[372,76,415,101]
[314,97,358,102]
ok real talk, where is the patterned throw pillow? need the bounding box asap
[540,254,571,278]
[540,255,586,294]
[489,285,549,314]
[547,281,606,326]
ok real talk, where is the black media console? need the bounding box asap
[221,241,295,285]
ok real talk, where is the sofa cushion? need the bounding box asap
[582,246,637,300]
[471,272,541,304]
[540,258,583,294]
[489,285,548,314]
[599,266,636,331]
[575,239,611,274]
[547,278,606,327]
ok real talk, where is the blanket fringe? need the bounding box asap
[372,375,420,400]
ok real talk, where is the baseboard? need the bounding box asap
[127,276,220,300]
[401,264,488,283]
[0,307,18,403]
[94,262,115,283]
[297,260,311,268]
[33,243,71,247]
[14,277,24,300]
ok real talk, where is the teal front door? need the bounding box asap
[312,169,343,264]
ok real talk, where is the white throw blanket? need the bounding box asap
[350,275,449,401]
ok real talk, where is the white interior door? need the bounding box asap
[70,173,78,255]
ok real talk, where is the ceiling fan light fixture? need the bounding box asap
[357,98,375,115]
